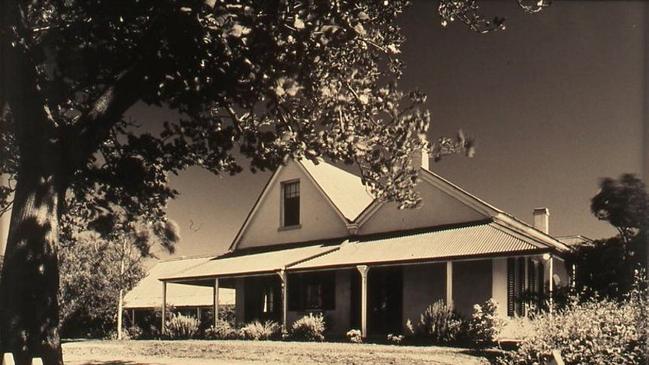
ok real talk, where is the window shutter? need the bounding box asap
[537,261,545,307]
[507,258,515,316]
[516,257,525,316]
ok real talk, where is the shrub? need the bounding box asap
[500,273,648,365]
[466,299,504,347]
[499,316,535,341]
[387,333,405,345]
[125,325,143,340]
[205,319,237,340]
[106,325,143,341]
[411,300,464,344]
[346,329,363,343]
[239,320,281,340]
[166,313,199,339]
[290,314,325,341]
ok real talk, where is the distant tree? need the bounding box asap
[58,233,145,337]
[58,203,178,337]
[568,174,649,299]
[0,0,548,363]
[591,174,649,244]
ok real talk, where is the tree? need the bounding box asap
[58,233,145,338]
[0,1,548,363]
[58,202,179,338]
[568,174,649,299]
[591,174,649,244]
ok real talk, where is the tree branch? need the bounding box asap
[67,12,171,172]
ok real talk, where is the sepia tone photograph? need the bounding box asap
[0,0,647,364]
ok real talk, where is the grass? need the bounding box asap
[63,339,493,365]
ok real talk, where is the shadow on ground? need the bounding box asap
[73,360,159,365]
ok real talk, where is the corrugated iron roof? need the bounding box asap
[124,256,235,309]
[556,235,593,246]
[289,223,545,270]
[162,244,339,281]
[301,159,374,221]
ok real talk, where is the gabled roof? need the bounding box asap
[289,221,548,271]
[229,158,571,254]
[228,158,373,251]
[300,159,374,222]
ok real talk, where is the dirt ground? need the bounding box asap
[62,339,493,365]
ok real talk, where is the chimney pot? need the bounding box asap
[533,207,550,234]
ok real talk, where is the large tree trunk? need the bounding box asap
[0,153,65,365]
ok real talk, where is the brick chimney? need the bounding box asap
[411,135,430,170]
[533,208,550,234]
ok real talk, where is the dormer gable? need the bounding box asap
[229,159,366,251]
[356,169,492,235]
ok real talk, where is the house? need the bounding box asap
[157,152,572,338]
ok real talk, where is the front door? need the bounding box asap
[368,266,403,335]
[244,276,282,323]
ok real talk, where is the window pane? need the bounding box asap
[283,181,300,226]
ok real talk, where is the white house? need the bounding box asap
[155,152,572,338]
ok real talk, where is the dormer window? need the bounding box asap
[282,180,300,227]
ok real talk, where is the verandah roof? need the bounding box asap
[289,222,547,271]
[159,222,549,284]
[124,256,234,309]
[160,244,339,282]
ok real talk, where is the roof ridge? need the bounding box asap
[158,254,217,263]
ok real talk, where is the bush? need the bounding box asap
[346,329,363,343]
[239,320,281,340]
[125,325,143,340]
[205,319,237,340]
[290,314,325,341]
[387,333,405,345]
[410,300,464,344]
[466,299,503,347]
[166,313,199,339]
[106,325,143,341]
[500,273,648,365]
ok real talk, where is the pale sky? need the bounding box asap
[153,1,646,259]
[2,1,645,259]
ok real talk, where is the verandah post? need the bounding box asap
[356,265,369,338]
[213,278,220,327]
[278,269,288,333]
[445,261,453,309]
[161,281,167,336]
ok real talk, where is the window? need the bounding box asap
[288,272,335,311]
[508,257,545,316]
[282,181,300,227]
[305,283,323,309]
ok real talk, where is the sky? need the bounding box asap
[138,0,647,259]
[2,1,642,259]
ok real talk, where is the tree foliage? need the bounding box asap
[567,174,649,300]
[591,174,649,243]
[58,232,145,337]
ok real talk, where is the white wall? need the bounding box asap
[237,161,349,250]
[491,258,508,318]
[358,180,487,235]
[402,263,446,330]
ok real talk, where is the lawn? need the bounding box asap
[62,339,493,365]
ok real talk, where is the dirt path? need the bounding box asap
[63,340,491,365]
